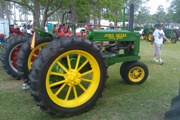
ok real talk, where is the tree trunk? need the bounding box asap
[41,11,48,30]
[13,3,16,21]
[33,0,41,29]
[24,11,28,21]
[71,10,76,23]
[5,1,10,25]
[70,0,76,23]
[0,2,3,18]
[93,5,97,28]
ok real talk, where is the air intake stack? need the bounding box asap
[128,4,134,31]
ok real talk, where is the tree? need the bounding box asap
[0,0,4,18]
[154,5,166,23]
[100,0,124,24]
[168,0,180,23]
[5,0,68,30]
[125,0,150,13]
[135,6,150,25]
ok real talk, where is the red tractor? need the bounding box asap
[0,27,32,79]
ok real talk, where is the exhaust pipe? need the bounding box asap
[129,4,134,31]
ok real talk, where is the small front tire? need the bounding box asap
[124,61,148,84]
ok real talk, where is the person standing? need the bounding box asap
[106,23,114,30]
[52,24,57,34]
[151,23,171,65]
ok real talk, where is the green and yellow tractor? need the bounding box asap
[154,24,178,43]
[142,26,153,42]
[17,4,149,116]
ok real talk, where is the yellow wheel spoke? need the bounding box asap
[32,53,37,57]
[67,55,71,69]
[57,61,68,73]
[50,80,66,87]
[50,71,65,77]
[55,83,66,96]
[81,69,93,77]
[65,86,72,100]
[78,59,88,71]
[81,78,92,83]
[79,83,87,92]
[73,86,78,99]
[75,54,81,70]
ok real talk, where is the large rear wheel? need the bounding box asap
[0,34,31,79]
[29,36,107,116]
[17,37,52,83]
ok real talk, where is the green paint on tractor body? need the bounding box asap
[87,29,141,66]
[34,28,141,67]
[34,28,54,38]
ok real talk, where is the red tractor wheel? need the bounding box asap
[0,34,31,79]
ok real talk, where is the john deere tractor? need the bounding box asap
[19,4,149,116]
[142,26,153,42]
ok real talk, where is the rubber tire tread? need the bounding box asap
[28,36,108,117]
[17,37,52,83]
[120,61,131,80]
[0,34,31,79]
[173,29,180,40]
[124,61,148,85]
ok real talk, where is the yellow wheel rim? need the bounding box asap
[46,50,100,108]
[144,35,147,40]
[128,66,145,82]
[171,38,176,43]
[148,34,152,41]
[28,42,48,69]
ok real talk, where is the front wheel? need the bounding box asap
[147,33,153,42]
[123,61,148,84]
[170,37,177,43]
[120,61,131,80]
[29,36,108,116]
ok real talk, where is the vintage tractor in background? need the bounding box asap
[25,4,149,117]
[0,27,32,79]
[134,26,144,38]
[173,29,180,40]
[0,34,5,52]
[164,28,178,43]
[153,24,178,43]
[142,26,153,42]
[142,24,179,43]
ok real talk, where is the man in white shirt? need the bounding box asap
[152,24,171,65]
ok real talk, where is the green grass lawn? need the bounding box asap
[1,40,180,120]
